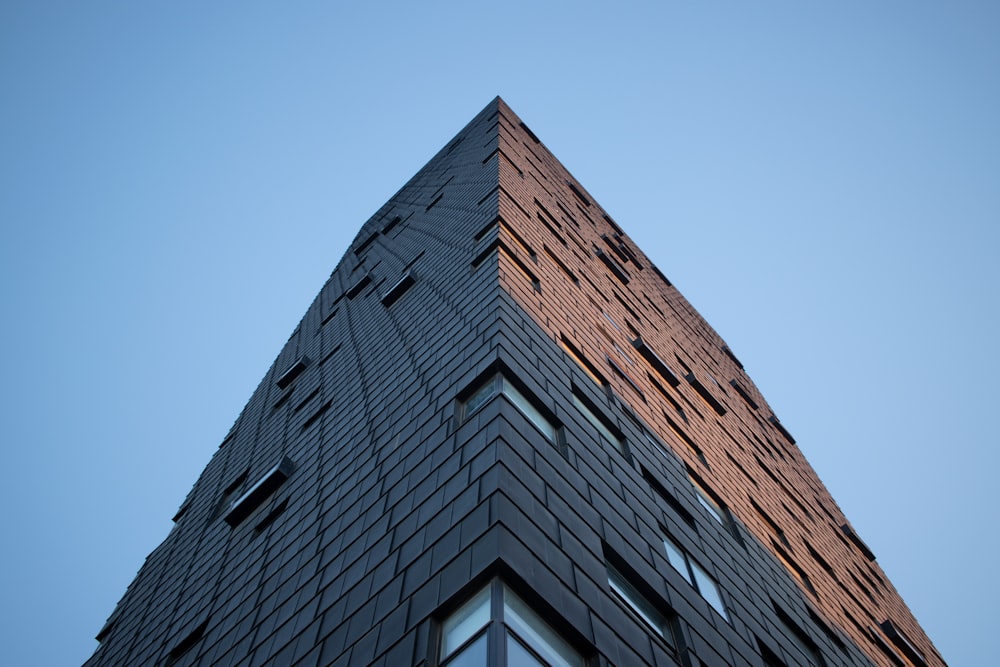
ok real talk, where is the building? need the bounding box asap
[84,97,944,667]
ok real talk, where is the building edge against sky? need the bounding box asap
[84,97,945,667]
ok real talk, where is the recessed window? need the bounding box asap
[606,562,676,647]
[224,456,294,528]
[275,356,310,389]
[571,389,625,456]
[687,471,742,544]
[381,271,416,307]
[559,335,607,388]
[462,372,556,443]
[439,580,584,667]
[662,534,729,621]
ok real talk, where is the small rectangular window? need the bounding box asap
[605,561,676,647]
[879,620,926,666]
[687,471,743,545]
[685,372,727,416]
[224,457,294,528]
[840,523,877,562]
[632,337,680,387]
[461,372,556,443]
[559,335,607,387]
[345,273,372,300]
[571,389,625,456]
[662,534,729,621]
[353,231,379,256]
[595,248,630,285]
[275,356,310,389]
[381,271,416,307]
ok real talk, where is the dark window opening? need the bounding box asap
[381,271,416,307]
[595,248,630,285]
[768,415,796,444]
[633,337,680,387]
[841,523,877,562]
[879,619,927,667]
[519,122,541,144]
[566,181,591,206]
[729,379,758,410]
[685,373,727,416]
[382,215,402,234]
[224,456,294,528]
[426,193,444,211]
[544,245,578,284]
[345,274,372,300]
[721,345,744,369]
[275,356,310,390]
[603,545,679,649]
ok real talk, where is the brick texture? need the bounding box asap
[84,98,944,667]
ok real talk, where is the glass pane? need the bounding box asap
[607,566,671,644]
[507,632,546,667]
[464,374,501,419]
[572,395,620,448]
[691,480,725,525]
[441,586,491,658]
[443,631,488,667]
[690,560,729,621]
[663,538,692,585]
[503,587,584,667]
[503,381,556,441]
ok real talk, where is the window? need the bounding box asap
[571,389,625,456]
[462,372,556,443]
[606,564,676,646]
[662,535,729,621]
[439,580,584,667]
[224,456,294,528]
[275,356,310,389]
[687,472,742,543]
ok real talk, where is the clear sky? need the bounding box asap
[1,2,996,665]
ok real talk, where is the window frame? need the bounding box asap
[437,579,586,667]
[605,563,676,646]
[662,534,730,622]
[460,371,559,445]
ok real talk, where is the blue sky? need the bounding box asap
[1,2,996,665]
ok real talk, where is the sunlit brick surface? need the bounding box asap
[85,98,943,667]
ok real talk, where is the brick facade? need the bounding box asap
[85,98,943,667]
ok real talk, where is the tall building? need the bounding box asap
[85,98,944,667]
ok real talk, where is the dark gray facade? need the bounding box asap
[85,98,944,667]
